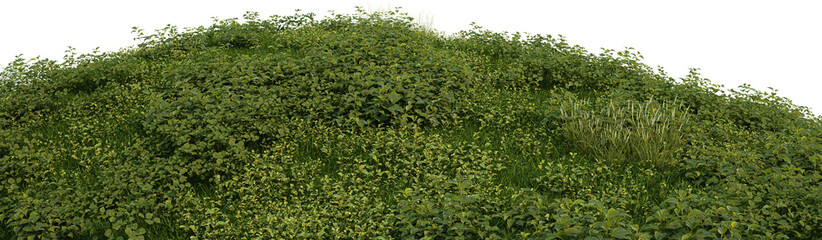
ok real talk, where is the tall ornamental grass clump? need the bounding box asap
[558,97,689,169]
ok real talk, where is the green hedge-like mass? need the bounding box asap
[1,8,820,239]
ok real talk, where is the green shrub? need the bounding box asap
[2,6,821,239]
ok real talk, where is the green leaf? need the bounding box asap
[610,227,632,239]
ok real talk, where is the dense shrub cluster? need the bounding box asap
[136,9,476,129]
[1,7,820,239]
[448,24,663,94]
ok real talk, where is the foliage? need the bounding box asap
[2,6,820,239]
[556,96,689,170]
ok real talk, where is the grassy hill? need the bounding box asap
[1,8,820,239]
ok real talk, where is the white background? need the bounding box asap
[2,0,820,116]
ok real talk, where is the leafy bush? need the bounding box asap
[2,6,821,239]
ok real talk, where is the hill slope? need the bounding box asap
[1,8,820,239]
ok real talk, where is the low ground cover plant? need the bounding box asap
[1,7,820,239]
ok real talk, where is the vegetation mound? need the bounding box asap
[1,8,820,239]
